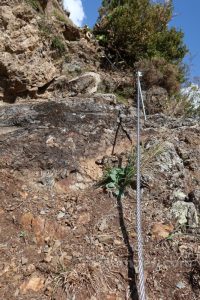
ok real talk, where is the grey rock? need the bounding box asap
[62,62,82,74]
[21,257,28,265]
[176,281,186,289]
[98,219,108,232]
[0,98,133,192]
[173,190,187,201]
[43,245,50,254]
[176,145,189,161]
[155,142,184,173]
[68,72,101,96]
[97,234,112,243]
[57,211,65,220]
[93,93,117,104]
[171,201,198,228]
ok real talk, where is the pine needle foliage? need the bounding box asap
[95,0,187,67]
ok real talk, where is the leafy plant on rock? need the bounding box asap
[100,142,163,196]
[103,164,136,196]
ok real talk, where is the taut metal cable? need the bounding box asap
[138,77,147,121]
[136,71,146,300]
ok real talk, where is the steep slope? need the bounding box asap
[0,1,199,300]
[0,98,199,300]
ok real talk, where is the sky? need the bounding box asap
[63,0,101,27]
[63,0,200,80]
[170,0,200,80]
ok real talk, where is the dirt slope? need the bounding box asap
[0,98,199,299]
[0,1,199,300]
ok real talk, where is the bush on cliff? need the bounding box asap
[95,0,187,64]
[94,0,188,93]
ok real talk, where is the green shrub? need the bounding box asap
[51,36,66,55]
[95,0,187,71]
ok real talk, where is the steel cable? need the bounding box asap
[136,72,146,300]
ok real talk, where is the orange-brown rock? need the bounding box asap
[20,274,45,294]
[151,222,174,239]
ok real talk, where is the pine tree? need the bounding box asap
[94,0,187,93]
[95,0,187,65]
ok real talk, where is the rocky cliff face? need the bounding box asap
[0,0,78,102]
[0,1,199,300]
[0,0,133,104]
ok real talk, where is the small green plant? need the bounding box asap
[166,233,174,241]
[100,148,136,196]
[102,165,136,196]
[96,34,108,46]
[19,231,26,238]
[100,142,163,196]
[25,0,43,12]
[51,36,65,55]
[115,93,128,105]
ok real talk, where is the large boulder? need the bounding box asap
[67,72,101,96]
[63,23,80,41]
